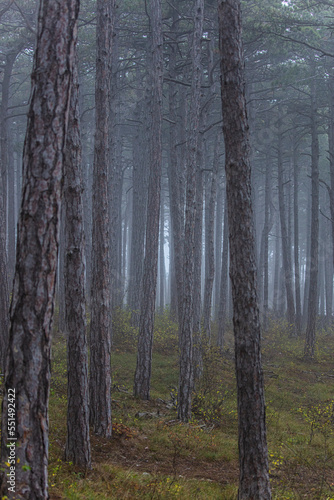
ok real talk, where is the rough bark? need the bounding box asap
[109,9,123,310]
[178,0,204,422]
[64,58,91,468]
[133,0,163,400]
[218,1,271,498]
[167,6,185,324]
[0,0,79,496]
[89,0,114,437]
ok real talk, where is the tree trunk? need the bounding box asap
[214,175,223,320]
[89,0,114,437]
[64,57,91,468]
[277,112,295,332]
[128,100,148,325]
[133,0,163,400]
[217,199,229,350]
[327,61,334,327]
[218,1,271,498]
[293,139,302,335]
[159,186,165,313]
[109,10,123,311]
[0,51,17,278]
[261,154,272,333]
[168,8,185,324]
[0,0,79,496]
[0,162,9,372]
[178,0,204,422]
[193,163,204,381]
[203,143,218,339]
[304,72,319,359]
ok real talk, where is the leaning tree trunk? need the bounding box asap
[218,1,271,498]
[64,57,91,468]
[178,0,204,422]
[304,72,319,359]
[89,0,114,437]
[133,0,163,400]
[0,0,79,497]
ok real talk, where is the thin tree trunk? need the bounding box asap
[218,1,271,497]
[217,200,228,350]
[214,175,223,320]
[193,163,204,381]
[0,164,9,372]
[305,72,319,359]
[262,156,272,333]
[89,0,114,437]
[0,0,79,496]
[293,139,302,334]
[64,57,91,468]
[273,213,280,315]
[168,8,185,324]
[133,0,163,400]
[203,142,218,339]
[159,187,165,313]
[128,101,148,325]
[277,112,295,332]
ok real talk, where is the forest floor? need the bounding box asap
[48,312,334,499]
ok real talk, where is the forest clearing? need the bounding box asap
[46,313,334,499]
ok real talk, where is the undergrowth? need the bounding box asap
[46,314,334,499]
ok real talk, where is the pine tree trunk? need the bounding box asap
[217,200,229,350]
[218,1,271,497]
[159,187,165,313]
[0,166,9,372]
[277,113,295,332]
[89,0,114,437]
[133,0,163,400]
[128,101,148,325]
[293,139,302,334]
[305,72,319,359]
[178,0,204,422]
[214,176,223,320]
[64,57,91,468]
[168,8,185,324]
[203,147,217,339]
[0,0,79,496]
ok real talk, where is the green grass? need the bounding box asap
[47,315,334,499]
